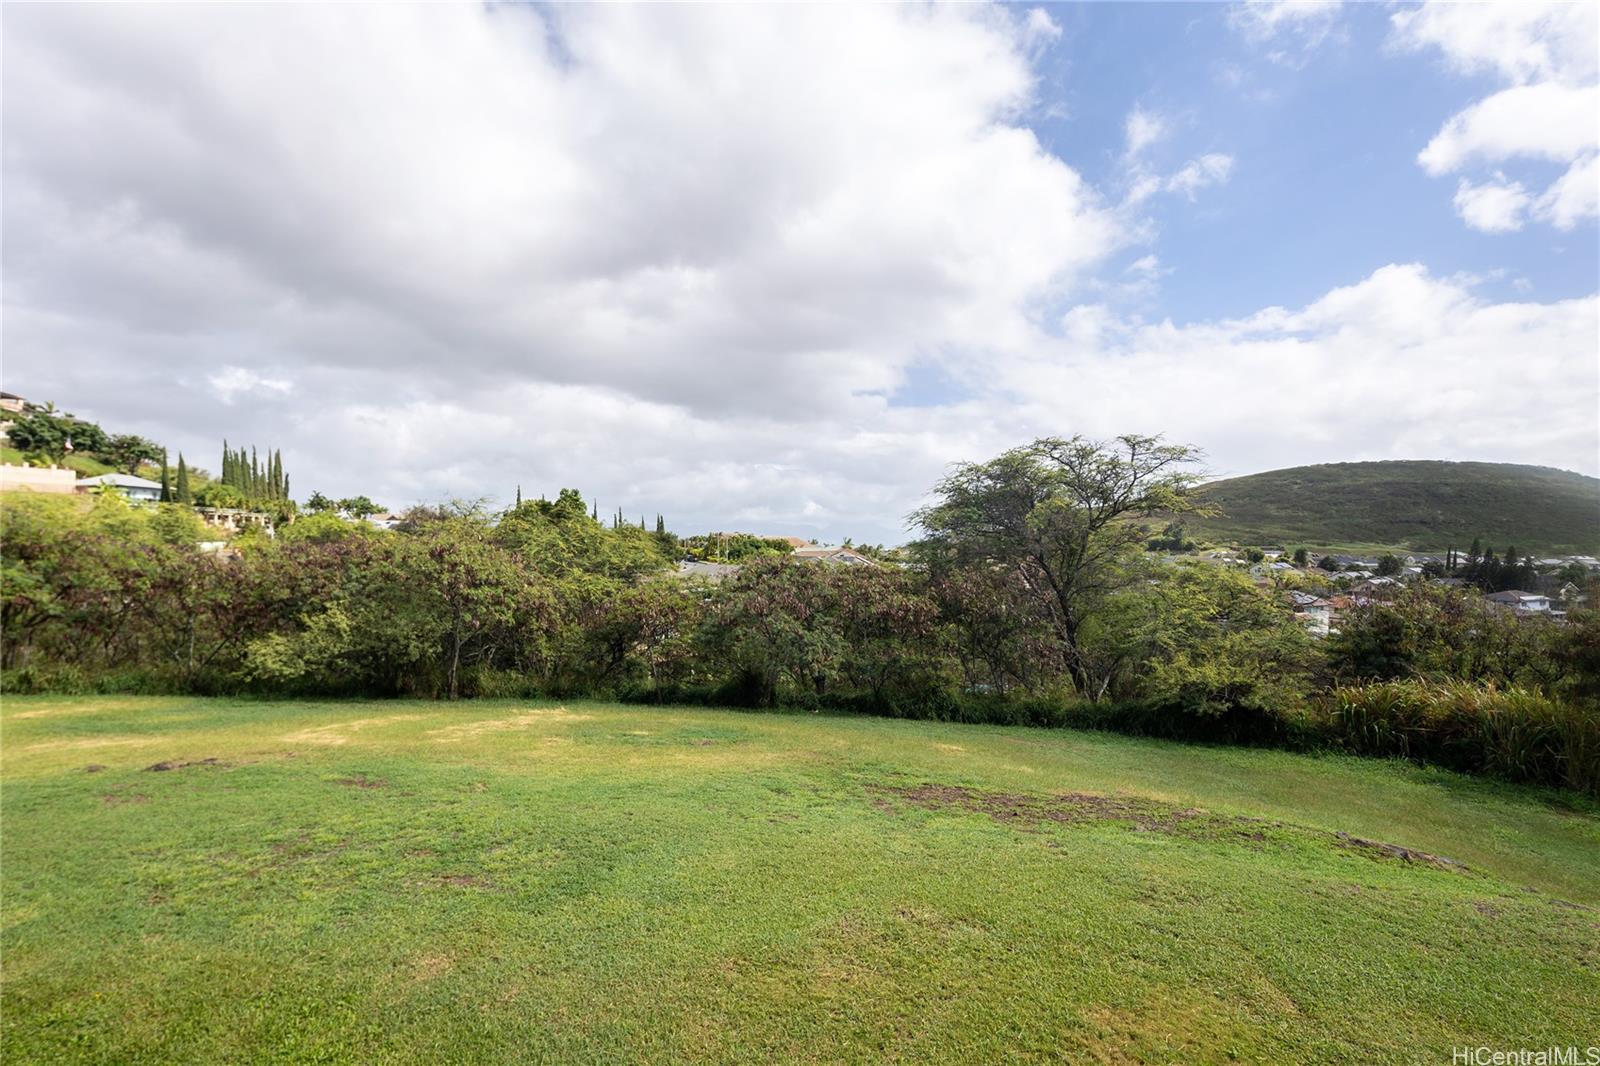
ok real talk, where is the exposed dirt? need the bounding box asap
[334,773,386,789]
[145,758,226,772]
[872,782,1472,873]
[1335,831,1468,871]
[873,782,1228,834]
[82,764,107,773]
[437,874,492,888]
[101,791,150,806]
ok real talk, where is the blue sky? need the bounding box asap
[3,2,1597,543]
[1034,2,1594,319]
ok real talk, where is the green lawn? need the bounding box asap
[3,697,1597,1063]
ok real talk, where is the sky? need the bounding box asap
[3,0,1597,545]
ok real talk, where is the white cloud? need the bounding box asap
[1390,1,1597,87]
[1124,107,1167,156]
[1229,1,1343,41]
[1023,8,1062,50]
[1165,154,1235,199]
[207,366,294,404]
[1417,83,1600,175]
[2,6,1594,545]
[1533,151,1600,229]
[993,264,1598,482]
[1395,2,1599,232]
[1452,177,1530,233]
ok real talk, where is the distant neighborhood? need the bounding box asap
[2,388,1596,640]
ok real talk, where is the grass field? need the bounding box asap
[3,697,1597,1063]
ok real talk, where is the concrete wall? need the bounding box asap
[0,464,77,494]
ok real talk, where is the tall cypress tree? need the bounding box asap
[176,454,191,504]
[516,485,522,507]
[158,450,171,502]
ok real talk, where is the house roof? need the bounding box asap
[78,473,162,490]
[1485,590,1546,604]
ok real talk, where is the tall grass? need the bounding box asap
[1321,680,1600,796]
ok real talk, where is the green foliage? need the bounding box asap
[4,406,109,462]
[104,433,163,475]
[193,481,246,509]
[682,532,793,562]
[1188,460,1600,554]
[913,434,1207,700]
[1321,680,1599,795]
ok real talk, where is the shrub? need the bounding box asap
[1320,680,1600,796]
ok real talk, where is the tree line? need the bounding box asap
[3,435,1596,794]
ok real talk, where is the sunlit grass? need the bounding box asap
[3,696,1596,1062]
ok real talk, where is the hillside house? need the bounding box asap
[1287,590,1332,636]
[1484,590,1551,615]
[76,473,162,502]
[793,545,875,566]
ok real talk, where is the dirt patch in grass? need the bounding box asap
[101,791,150,806]
[82,764,107,773]
[873,782,1472,872]
[1335,831,1468,871]
[334,773,386,789]
[873,783,1223,834]
[425,708,593,743]
[282,714,423,746]
[145,758,226,772]
[436,874,493,889]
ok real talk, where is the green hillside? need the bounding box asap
[1186,460,1600,554]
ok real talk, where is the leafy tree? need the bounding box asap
[193,482,246,509]
[1317,554,1340,572]
[338,496,383,519]
[105,434,164,475]
[1376,554,1402,577]
[913,435,1206,699]
[305,491,338,514]
[1293,548,1309,568]
[6,408,107,463]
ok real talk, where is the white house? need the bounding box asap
[1484,590,1552,614]
[76,473,162,503]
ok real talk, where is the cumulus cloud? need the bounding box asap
[993,264,1598,481]
[2,5,1594,544]
[1452,177,1530,233]
[1395,1,1599,231]
[1390,1,1597,87]
[1418,83,1599,175]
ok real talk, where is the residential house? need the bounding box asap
[1484,590,1552,616]
[76,473,162,502]
[1287,590,1332,636]
[793,545,875,566]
